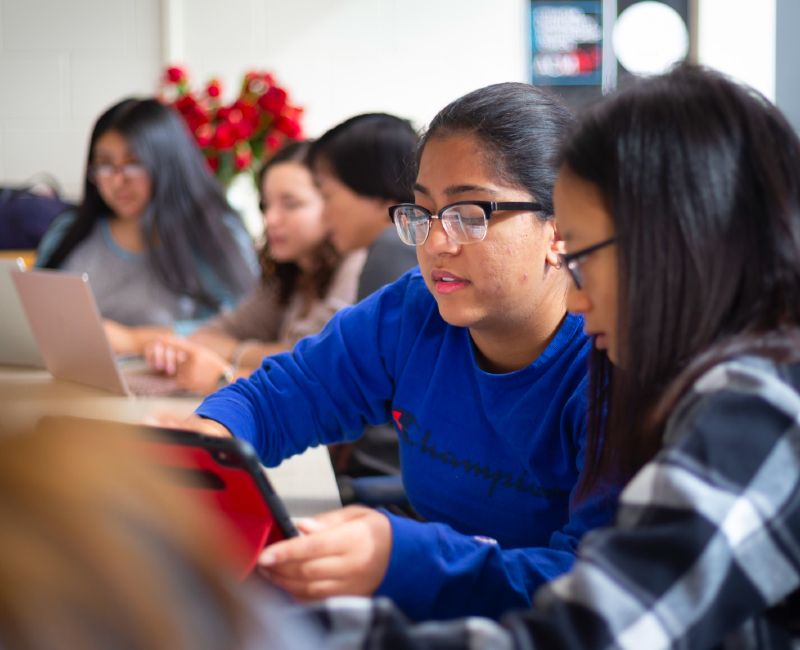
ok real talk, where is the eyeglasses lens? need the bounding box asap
[394,206,430,246]
[93,163,147,182]
[566,260,583,289]
[441,204,487,244]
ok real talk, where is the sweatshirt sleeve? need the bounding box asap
[377,383,618,622]
[377,478,616,621]
[194,276,409,466]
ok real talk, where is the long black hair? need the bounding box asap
[256,140,340,306]
[307,113,418,202]
[41,97,254,309]
[562,64,800,496]
[421,82,574,217]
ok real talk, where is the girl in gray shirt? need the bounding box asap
[37,97,258,352]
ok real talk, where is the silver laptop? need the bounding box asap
[0,258,45,367]
[11,268,186,396]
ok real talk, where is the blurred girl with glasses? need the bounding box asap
[142,141,366,395]
[166,83,616,621]
[312,64,800,647]
[36,97,258,353]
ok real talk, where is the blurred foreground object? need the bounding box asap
[0,419,317,649]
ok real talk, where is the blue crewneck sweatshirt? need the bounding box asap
[196,269,616,620]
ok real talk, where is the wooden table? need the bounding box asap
[0,366,341,517]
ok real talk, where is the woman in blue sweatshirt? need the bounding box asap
[180,83,616,621]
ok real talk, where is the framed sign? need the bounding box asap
[531,1,603,86]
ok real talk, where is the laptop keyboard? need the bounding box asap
[123,371,193,397]
[116,355,194,397]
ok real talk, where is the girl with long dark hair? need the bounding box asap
[36,97,257,353]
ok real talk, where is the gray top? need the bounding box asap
[36,212,258,331]
[356,226,419,301]
[59,219,197,327]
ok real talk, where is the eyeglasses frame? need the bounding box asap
[89,161,149,184]
[559,237,616,289]
[387,200,545,246]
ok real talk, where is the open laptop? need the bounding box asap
[0,258,45,367]
[11,268,188,396]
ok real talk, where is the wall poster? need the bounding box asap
[531,1,603,86]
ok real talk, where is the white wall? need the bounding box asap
[174,0,530,137]
[0,0,161,197]
[0,0,786,204]
[1,0,529,201]
[697,0,776,100]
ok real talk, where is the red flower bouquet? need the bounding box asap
[161,66,304,186]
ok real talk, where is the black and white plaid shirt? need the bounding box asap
[311,356,800,649]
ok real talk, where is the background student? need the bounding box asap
[145,140,365,395]
[166,82,616,621]
[307,112,421,483]
[36,97,258,354]
[308,112,419,302]
[312,64,800,647]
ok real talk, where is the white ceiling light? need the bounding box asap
[612,1,689,75]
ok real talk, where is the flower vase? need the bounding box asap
[225,172,263,241]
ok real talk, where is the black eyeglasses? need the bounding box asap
[388,201,545,246]
[559,237,616,289]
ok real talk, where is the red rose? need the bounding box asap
[265,134,282,151]
[182,103,209,132]
[195,123,214,147]
[206,79,222,98]
[227,108,244,124]
[233,144,253,171]
[206,156,220,173]
[258,86,288,115]
[166,66,187,84]
[235,120,255,140]
[275,115,301,138]
[233,99,258,124]
[224,107,252,139]
[213,122,237,150]
[175,94,198,115]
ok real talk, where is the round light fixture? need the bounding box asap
[612,1,689,75]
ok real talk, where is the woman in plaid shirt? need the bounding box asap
[313,64,800,648]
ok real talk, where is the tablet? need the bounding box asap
[36,416,298,578]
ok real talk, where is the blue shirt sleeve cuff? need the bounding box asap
[375,512,442,620]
